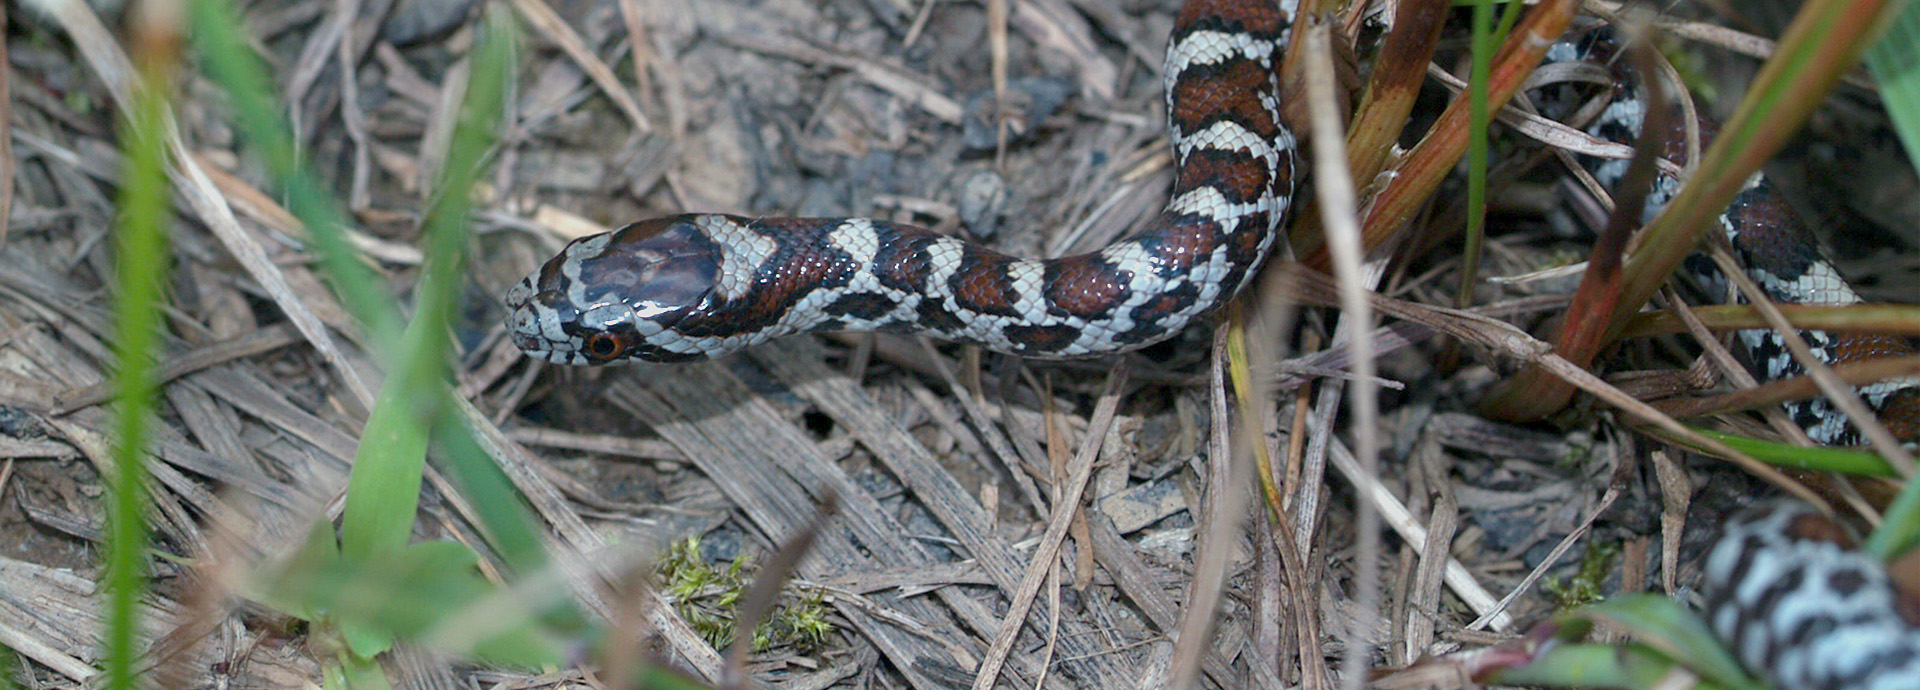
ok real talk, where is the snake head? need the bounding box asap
[504,216,721,364]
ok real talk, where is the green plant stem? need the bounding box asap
[1457,0,1505,308]
[1865,467,1920,559]
[1455,0,1525,309]
[1670,429,1899,478]
[339,9,516,562]
[105,27,178,690]
[186,0,402,355]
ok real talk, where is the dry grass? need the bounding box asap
[0,0,1915,688]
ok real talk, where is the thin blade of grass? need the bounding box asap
[185,0,403,356]
[1642,427,1902,478]
[1457,0,1528,309]
[103,3,183,688]
[416,11,551,577]
[1865,468,1920,558]
[1296,0,1578,266]
[1292,13,1385,690]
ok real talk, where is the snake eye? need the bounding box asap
[585,333,621,359]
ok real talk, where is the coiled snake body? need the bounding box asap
[1705,500,1919,690]
[506,0,1290,364]
[505,0,1919,685]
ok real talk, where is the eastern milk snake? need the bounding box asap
[503,1,1919,685]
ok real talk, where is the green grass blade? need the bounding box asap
[1568,595,1767,690]
[191,0,540,576]
[185,0,402,354]
[1489,642,1734,689]
[437,406,550,574]
[336,348,437,568]
[1864,463,1920,558]
[422,11,551,576]
[409,9,551,575]
[103,15,180,690]
[1865,11,1920,559]
[338,7,516,564]
[1456,0,1525,309]
[1866,1,1920,180]
[1684,429,1901,477]
[1457,0,1495,308]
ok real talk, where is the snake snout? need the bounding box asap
[505,304,555,359]
[503,275,588,364]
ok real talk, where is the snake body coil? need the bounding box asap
[1543,33,1920,446]
[1704,501,1920,690]
[505,0,1291,364]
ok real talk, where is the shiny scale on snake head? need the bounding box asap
[505,217,724,365]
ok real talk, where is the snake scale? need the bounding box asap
[503,0,1919,685]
